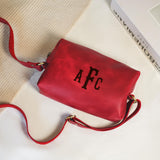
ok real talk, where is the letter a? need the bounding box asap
[74,69,83,83]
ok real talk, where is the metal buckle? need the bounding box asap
[37,62,45,66]
[36,62,46,70]
[66,115,76,120]
[129,95,137,103]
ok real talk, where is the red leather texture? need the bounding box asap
[37,39,140,122]
[0,17,140,122]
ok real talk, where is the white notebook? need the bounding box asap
[111,0,160,73]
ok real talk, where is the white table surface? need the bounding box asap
[1,0,160,159]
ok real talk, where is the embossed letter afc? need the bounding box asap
[74,66,103,90]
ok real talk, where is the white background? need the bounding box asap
[0,0,160,159]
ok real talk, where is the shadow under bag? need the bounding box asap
[0,17,141,145]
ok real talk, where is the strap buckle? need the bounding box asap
[66,115,76,120]
[36,62,47,70]
[128,95,137,103]
[37,62,45,66]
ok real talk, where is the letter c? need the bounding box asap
[94,78,103,90]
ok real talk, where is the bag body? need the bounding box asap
[38,39,140,121]
[0,17,141,145]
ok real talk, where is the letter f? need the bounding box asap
[82,66,99,89]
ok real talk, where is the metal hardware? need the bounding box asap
[66,115,76,120]
[129,95,137,103]
[37,62,45,66]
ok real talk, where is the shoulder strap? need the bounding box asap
[68,95,141,131]
[0,17,46,71]
[0,95,141,145]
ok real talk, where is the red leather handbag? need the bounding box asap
[0,17,141,145]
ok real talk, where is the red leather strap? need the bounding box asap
[0,17,46,71]
[0,104,68,145]
[0,95,141,145]
[68,96,141,131]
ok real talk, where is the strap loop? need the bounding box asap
[65,115,76,120]
[128,94,137,103]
